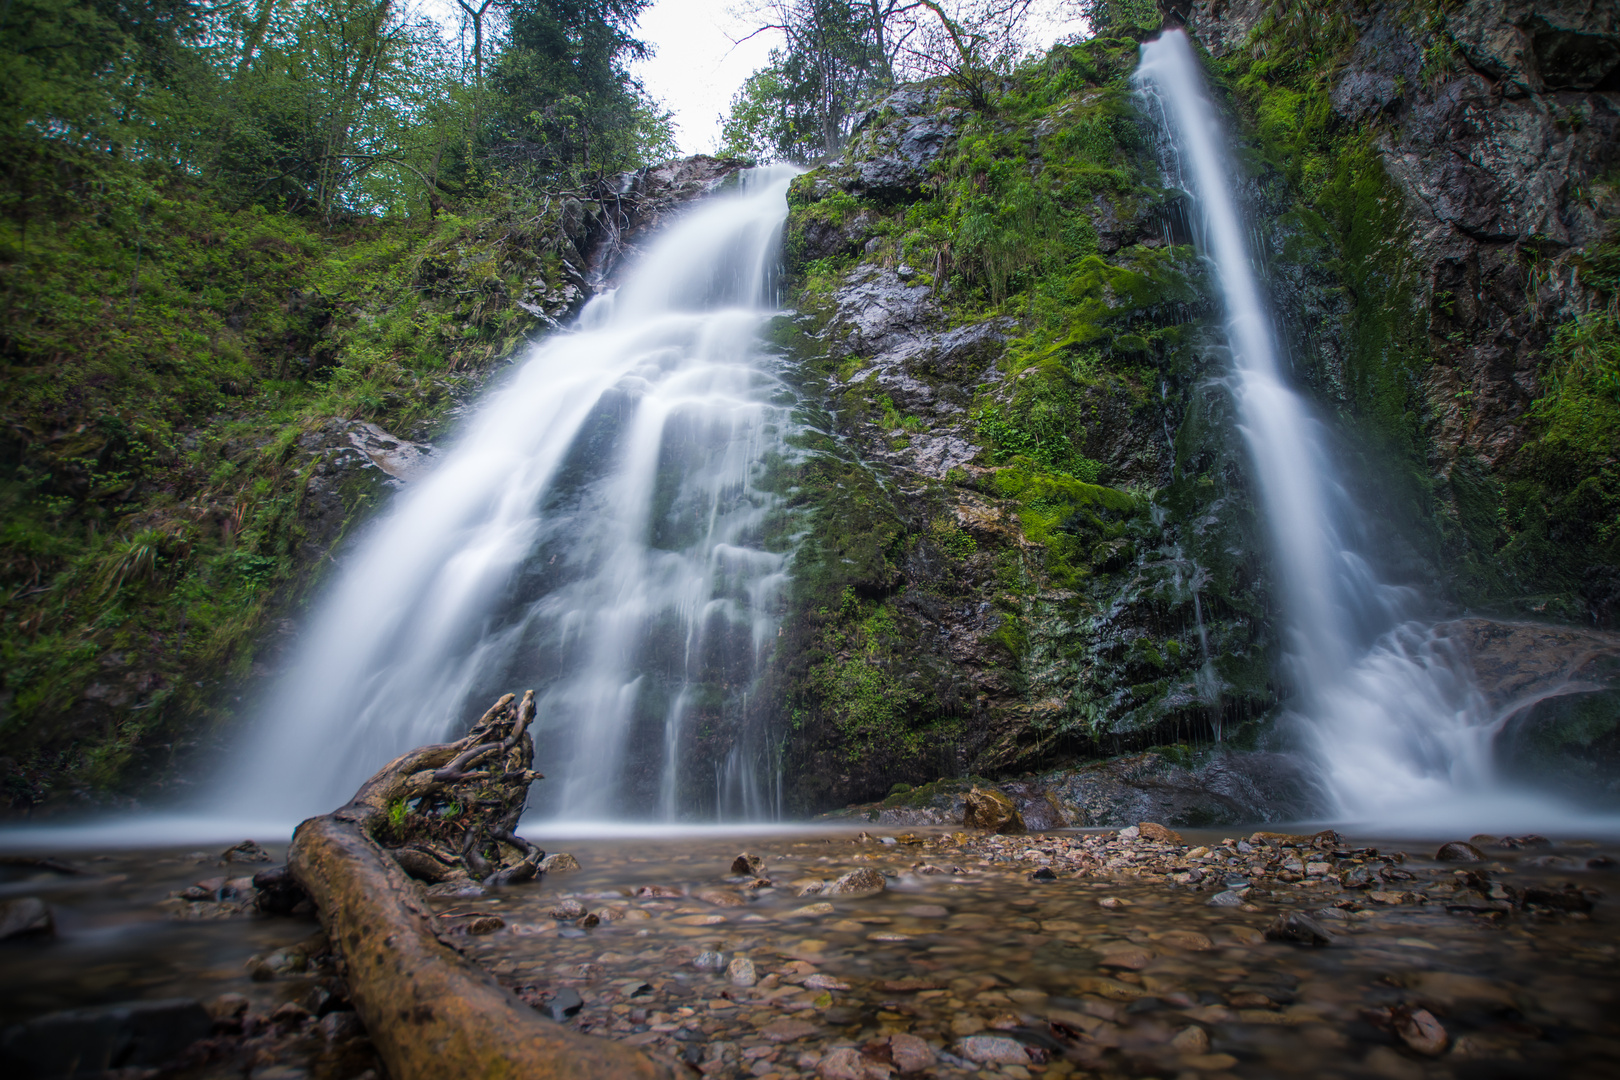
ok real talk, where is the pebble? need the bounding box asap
[1394,1007,1448,1055]
[727,956,758,987]
[955,1035,1028,1064]
[1170,1025,1209,1054]
[539,852,581,873]
[762,1019,819,1042]
[1435,841,1486,863]
[886,1033,935,1072]
[826,869,886,896]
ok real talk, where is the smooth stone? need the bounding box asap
[0,897,54,940]
[693,950,727,971]
[1170,1025,1210,1054]
[826,869,886,896]
[789,903,836,917]
[887,1032,935,1072]
[955,1034,1027,1064]
[1206,889,1248,908]
[539,852,580,873]
[1395,1007,1448,1056]
[1138,822,1184,844]
[1264,912,1333,946]
[762,1018,819,1042]
[727,957,759,987]
[732,853,764,875]
[547,987,584,1022]
[816,1046,877,1079]
[1435,842,1486,863]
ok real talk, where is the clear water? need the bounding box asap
[217,167,801,824]
[1132,32,1600,834]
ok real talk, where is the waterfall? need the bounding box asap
[1133,31,1582,832]
[220,167,799,824]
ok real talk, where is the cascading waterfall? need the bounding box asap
[220,167,799,824]
[1134,31,1579,832]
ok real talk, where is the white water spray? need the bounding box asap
[1134,31,1598,833]
[220,167,799,823]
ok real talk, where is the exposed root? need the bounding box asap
[288,691,673,1080]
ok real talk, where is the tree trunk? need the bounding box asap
[287,692,675,1080]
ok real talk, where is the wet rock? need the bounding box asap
[726,956,758,987]
[1170,1025,1210,1054]
[1098,896,1131,909]
[546,987,584,1022]
[763,1018,819,1042]
[692,950,727,971]
[1521,884,1596,912]
[955,1035,1028,1065]
[730,853,763,876]
[205,993,250,1028]
[539,852,580,873]
[1097,945,1152,970]
[466,915,504,935]
[1138,822,1184,844]
[317,1010,364,1043]
[270,1000,312,1028]
[963,787,1024,833]
[0,998,211,1077]
[1393,1006,1448,1056]
[1436,841,1487,862]
[827,868,887,896]
[887,1033,935,1073]
[1265,912,1334,946]
[252,864,310,915]
[1029,867,1056,882]
[1206,889,1248,908]
[816,1045,886,1080]
[548,899,588,920]
[222,840,274,864]
[0,897,53,940]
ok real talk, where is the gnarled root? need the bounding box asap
[288,691,673,1080]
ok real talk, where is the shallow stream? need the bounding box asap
[2,826,1617,1079]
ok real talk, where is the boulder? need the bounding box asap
[963,787,1024,834]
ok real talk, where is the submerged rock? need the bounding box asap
[0,897,53,941]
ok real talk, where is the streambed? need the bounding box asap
[1,827,1616,1079]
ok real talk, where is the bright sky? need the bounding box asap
[633,0,1090,154]
[419,1,1089,157]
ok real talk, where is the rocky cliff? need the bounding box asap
[767,0,1620,818]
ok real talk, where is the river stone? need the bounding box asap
[1265,912,1334,946]
[539,852,580,873]
[726,956,758,986]
[816,1046,877,1080]
[0,897,53,940]
[763,1018,819,1042]
[730,853,763,875]
[220,839,273,864]
[826,868,886,896]
[1170,1025,1210,1054]
[1206,888,1248,907]
[963,787,1024,834]
[956,1034,1028,1064]
[1436,841,1487,862]
[0,998,211,1077]
[887,1032,935,1073]
[1138,822,1184,844]
[692,950,726,971]
[1395,1007,1448,1056]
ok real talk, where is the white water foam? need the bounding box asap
[214,167,801,824]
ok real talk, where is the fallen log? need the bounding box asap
[288,690,674,1080]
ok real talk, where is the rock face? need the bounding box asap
[774,2,1619,815]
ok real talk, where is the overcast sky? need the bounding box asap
[421,1,1089,156]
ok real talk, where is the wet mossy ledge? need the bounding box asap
[768,0,1620,814]
[0,157,745,812]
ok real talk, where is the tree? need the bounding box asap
[488,0,675,183]
[723,0,1035,161]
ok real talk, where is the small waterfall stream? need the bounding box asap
[221,167,800,824]
[1133,31,1569,831]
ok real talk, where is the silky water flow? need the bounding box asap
[220,167,800,825]
[1133,30,1599,834]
